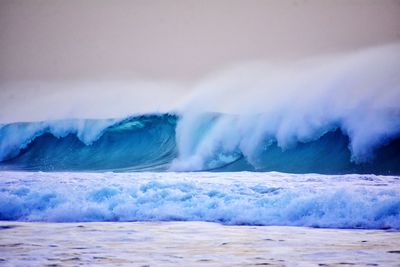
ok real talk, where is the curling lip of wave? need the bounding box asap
[0,114,178,171]
[0,113,399,174]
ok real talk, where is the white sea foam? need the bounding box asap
[1,171,399,229]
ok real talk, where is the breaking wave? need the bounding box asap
[1,43,400,174]
[0,113,399,174]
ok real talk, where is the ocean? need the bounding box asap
[1,43,400,266]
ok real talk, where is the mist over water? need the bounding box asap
[173,43,400,170]
[0,81,185,123]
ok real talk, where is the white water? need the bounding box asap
[1,171,399,229]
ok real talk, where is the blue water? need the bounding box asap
[1,114,399,230]
[0,115,177,171]
[1,44,400,230]
[0,114,399,174]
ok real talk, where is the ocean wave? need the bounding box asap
[0,114,178,171]
[0,113,399,174]
[1,43,400,174]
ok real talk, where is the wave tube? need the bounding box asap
[0,115,177,171]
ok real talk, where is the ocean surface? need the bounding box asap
[1,221,400,266]
[1,171,400,266]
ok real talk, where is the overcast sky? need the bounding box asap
[1,0,399,82]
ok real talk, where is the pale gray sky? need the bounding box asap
[1,0,399,82]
